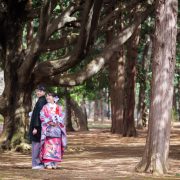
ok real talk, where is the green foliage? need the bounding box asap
[172,108,178,122]
[71,69,109,103]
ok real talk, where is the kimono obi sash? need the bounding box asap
[46,124,61,138]
[45,106,64,138]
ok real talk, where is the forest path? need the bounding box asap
[0,122,180,179]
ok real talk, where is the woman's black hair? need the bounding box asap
[46,92,56,97]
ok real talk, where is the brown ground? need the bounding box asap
[0,122,180,180]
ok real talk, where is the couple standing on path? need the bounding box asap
[29,85,67,170]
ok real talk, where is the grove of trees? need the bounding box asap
[0,0,179,176]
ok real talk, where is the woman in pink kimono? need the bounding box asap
[40,92,67,169]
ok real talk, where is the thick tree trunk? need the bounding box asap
[1,86,32,149]
[109,51,125,134]
[136,0,178,175]
[70,98,88,131]
[64,88,74,132]
[107,1,125,134]
[137,37,152,128]
[123,27,140,137]
[0,2,33,149]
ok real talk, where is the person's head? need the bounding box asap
[46,92,57,103]
[35,85,46,98]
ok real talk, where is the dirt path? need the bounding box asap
[0,123,180,180]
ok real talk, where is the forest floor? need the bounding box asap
[0,121,180,180]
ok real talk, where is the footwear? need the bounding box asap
[32,165,44,170]
[45,165,52,169]
[52,166,57,169]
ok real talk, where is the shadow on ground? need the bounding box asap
[0,122,180,179]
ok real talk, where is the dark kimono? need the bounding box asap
[29,96,47,142]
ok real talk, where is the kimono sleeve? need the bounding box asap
[40,106,51,125]
[31,101,44,128]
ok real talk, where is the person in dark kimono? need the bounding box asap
[29,85,47,169]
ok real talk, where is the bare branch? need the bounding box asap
[33,0,95,82]
[18,0,55,83]
[86,0,104,49]
[99,0,149,28]
[40,34,78,53]
[46,3,78,39]
[38,0,53,42]
[42,6,154,86]
[26,0,59,20]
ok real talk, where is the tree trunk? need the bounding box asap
[136,0,178,175]
[64,88,74,132]
[70,98,88,131]
[123,26,140,137]
[109,51,125,134]
[100,90,104,123]
[107,1,125,134]
[0,2,33,149]
[1,85,32,149]
[81,98,88,128]
[107,88,111,120]
[137,37,152,128]
[178,82,180,121]
[94,99,99,122]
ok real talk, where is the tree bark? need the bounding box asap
[0,1,33,149]
[109,51,125,134]
[1,84,33,149]
[99,90,104,123]
[70,98,88,131]
[137,37,152,128]
[107,1,125,134]
[94,99,99,122]
[64,88,74,132]
[123,26,140,137]
[136,0,178,175]
[174,74,180,121]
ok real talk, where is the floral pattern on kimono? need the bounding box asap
[40,103,67,163]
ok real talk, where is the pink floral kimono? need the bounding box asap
[40,103,67,166]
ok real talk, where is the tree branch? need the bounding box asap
[26,0,59,20]
[99,0,149,28]
[26,21,34,46]
[46,3,78,39]
[42,6,154,86]
[86,0,104,50]
[38,0,54,43]
[18,0,55,83]
[39,34,78,53]
[33,0,96,83]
